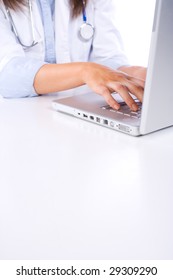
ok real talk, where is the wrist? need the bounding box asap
[81,62,95,84]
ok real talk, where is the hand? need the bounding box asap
[83,63,145,111]
[118,65,147,81]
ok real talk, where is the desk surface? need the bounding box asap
[0,93,173,260]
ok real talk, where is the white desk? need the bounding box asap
[0,93,173,260]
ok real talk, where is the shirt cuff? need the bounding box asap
[0,57,46,98]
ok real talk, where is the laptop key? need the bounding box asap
[101,102,142,119]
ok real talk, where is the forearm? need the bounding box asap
[34,62,87,94]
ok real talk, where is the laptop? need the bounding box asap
[52,0,173,136]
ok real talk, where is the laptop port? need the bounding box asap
[90,116,94,120]
[96,117,100,123]
[110,121,114,127]
[118,124,131,133]
[83,114,88,118]
[103,119,108,125]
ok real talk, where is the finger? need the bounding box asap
[111,82,139,111]
[119,70,145,88]
[125,80,144,102]
[118,67,147,84]
[127,75,145,88]
[112,72,145,99]
[98,86,120,110]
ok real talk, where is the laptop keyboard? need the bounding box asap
[101,101,142,119]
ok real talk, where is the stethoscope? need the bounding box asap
[79,0,95,42]
[6,0,38,49]
[5,0,95,50]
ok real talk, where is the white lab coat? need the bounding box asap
[0,0,128,73]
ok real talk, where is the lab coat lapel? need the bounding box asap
[54,0,94,63]
[54,0,71,63]
[32,0,44,46]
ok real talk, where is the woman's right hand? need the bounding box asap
[82,62,145,111]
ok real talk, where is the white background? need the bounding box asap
[113,0,156,66]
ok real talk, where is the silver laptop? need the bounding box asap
[52,0,173,136]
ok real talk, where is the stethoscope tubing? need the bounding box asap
[82,0,87,22]
[5,0,95,49]
[6,0,38,49]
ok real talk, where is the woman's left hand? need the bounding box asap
[118,66,147,83]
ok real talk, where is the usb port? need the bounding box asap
[96,117,100,123]
[103,119,108,125]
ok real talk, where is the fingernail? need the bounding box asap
[114,104,120,110]
[131,103,138,111]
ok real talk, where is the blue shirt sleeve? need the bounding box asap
[0,57,46,98]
